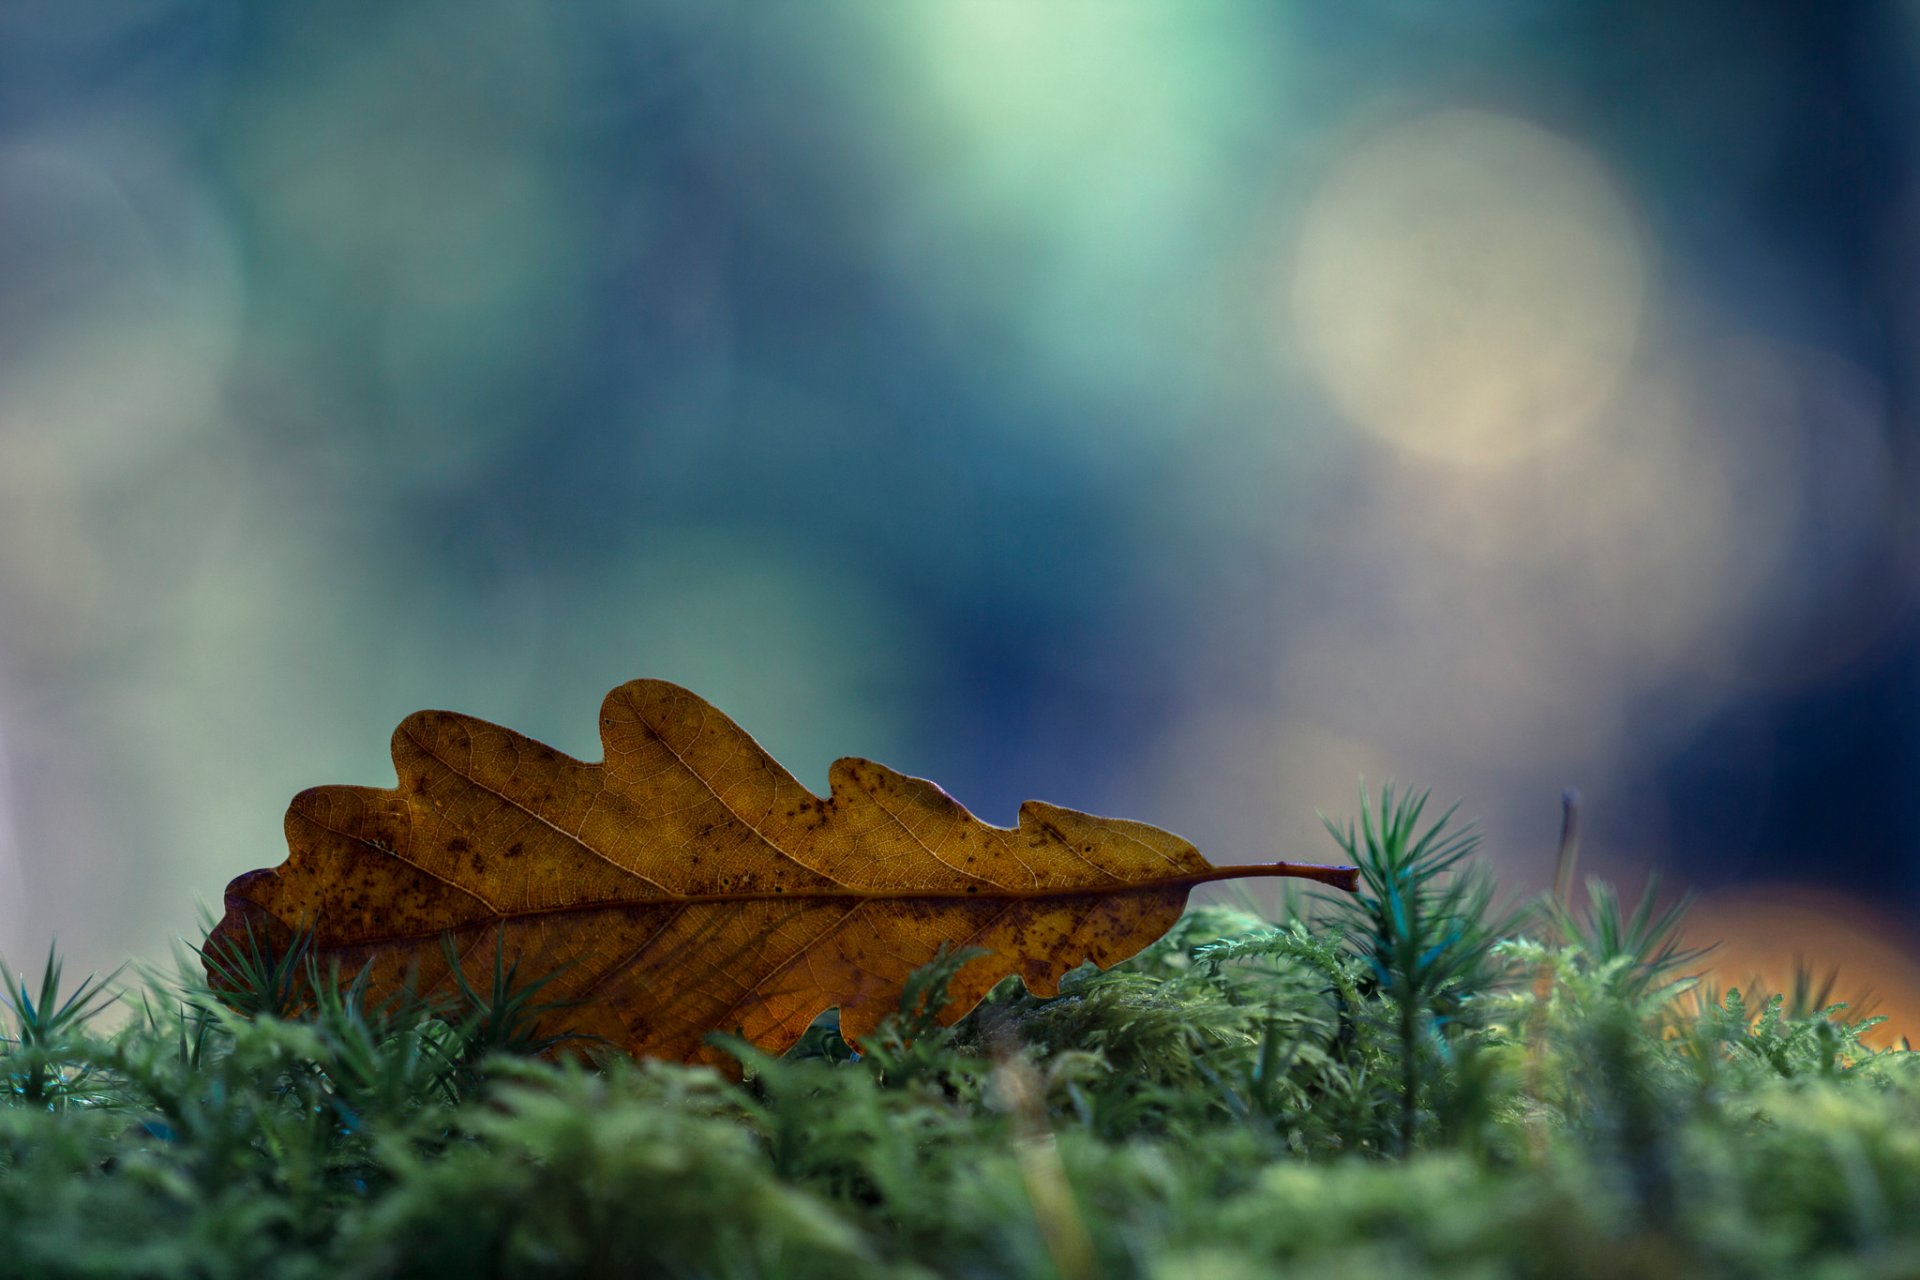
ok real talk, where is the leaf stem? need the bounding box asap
[1180,861,1361,893]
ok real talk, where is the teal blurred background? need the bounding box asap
[2,2,1917,1001]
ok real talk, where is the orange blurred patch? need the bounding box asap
[1682,885,1920,1048]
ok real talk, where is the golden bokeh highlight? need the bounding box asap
[1291,109,1647,463]
[1684,887,1920,1048]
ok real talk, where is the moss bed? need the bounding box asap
[2,792,1913,1278]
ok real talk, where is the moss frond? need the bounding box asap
[0,794,1911,1277]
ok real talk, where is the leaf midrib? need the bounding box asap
[245,859,1356,953]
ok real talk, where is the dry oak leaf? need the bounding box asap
[209,679,1358,1065]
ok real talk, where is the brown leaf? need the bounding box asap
[208,679,1357,1064]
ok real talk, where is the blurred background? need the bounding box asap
[2,2,1917,1028]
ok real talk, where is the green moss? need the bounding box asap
[2,793,1913,1278]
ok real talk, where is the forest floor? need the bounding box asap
[2,791,1914,1278]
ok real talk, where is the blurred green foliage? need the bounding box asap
[1,793,1912,1278]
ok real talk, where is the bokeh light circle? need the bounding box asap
[1291,109,1647,463]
